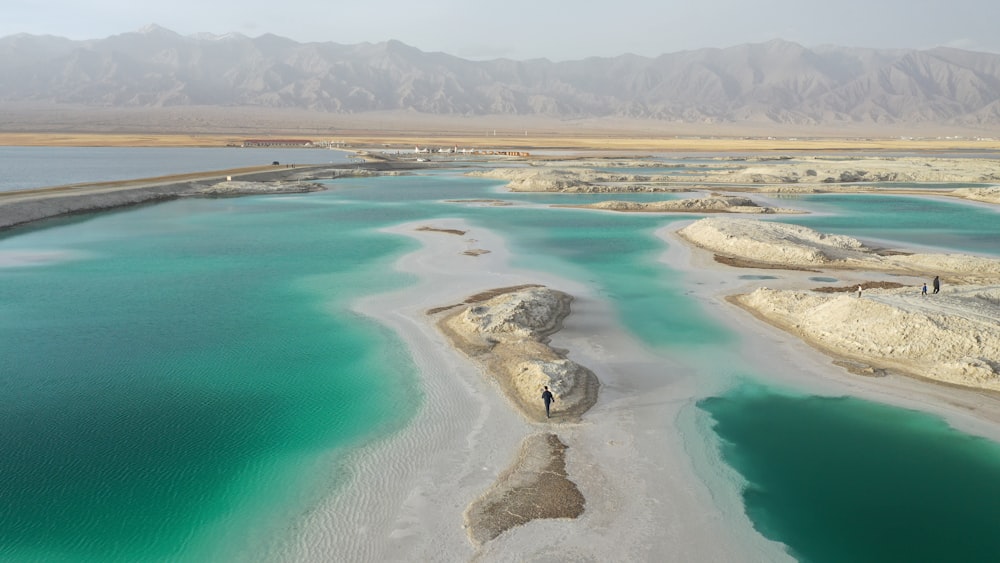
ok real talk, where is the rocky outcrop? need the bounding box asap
[437,286,599,421]
[0,165,333,230]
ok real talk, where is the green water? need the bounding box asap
[701,383,1000,562]
[3,170,1000,560]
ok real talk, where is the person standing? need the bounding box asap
[857,284,863,298]
[932,276,940,294]
[541,386,555,419]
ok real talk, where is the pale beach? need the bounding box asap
[277,217,783,561]
[333,156,999,559]
[283,191,1000,559]
[4,147,1000,561]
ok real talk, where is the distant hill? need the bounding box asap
[3,25,1000,127]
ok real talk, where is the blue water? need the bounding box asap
[0,146,352,191]
[3,157,1000,560]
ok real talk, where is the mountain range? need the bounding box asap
[2,25,1000,127]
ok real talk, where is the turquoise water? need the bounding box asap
[0,194,423,560]
[3,167,1000,560]
[774,193,1000,256]
[701,383,1000,562]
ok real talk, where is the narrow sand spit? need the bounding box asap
[0,161,423,231]
[280,218,785,562]
[431,283,598,544]
[0,165,327,230]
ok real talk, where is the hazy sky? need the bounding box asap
[5,0,999,60]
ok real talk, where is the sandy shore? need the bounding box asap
[270,211,1000,562]
[7,149,1000,559]
[669,217,1000,396]
[278,218,787,561]
[274,202,1000,560]
[661,219,1000,429]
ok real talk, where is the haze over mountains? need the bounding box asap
[2,24,1000,128]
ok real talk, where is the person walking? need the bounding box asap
[922,283,928,296]
[932,276,940,294]
[541,386,555,419]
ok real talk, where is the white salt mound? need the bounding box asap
[735,285,1000,390]
[678,217,1000,279]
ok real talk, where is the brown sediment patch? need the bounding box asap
[713,254,820,272]
[464,284,545,303]
[463,249,491,256]
[833,360,890,378]
[464,432,585,545]
[416,225,467,236]
[813,281,906,293]
[425,285,542,317]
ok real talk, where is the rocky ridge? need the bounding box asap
[7,30,1000,126]
[437,286,599,420]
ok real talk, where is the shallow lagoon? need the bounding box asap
[2,167,1000,560]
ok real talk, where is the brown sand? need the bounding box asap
[464,432,585,545]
